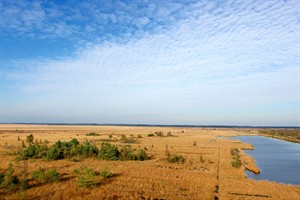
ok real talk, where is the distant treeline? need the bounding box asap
[258,129,300,140]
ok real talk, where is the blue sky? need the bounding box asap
[1,0,299,126]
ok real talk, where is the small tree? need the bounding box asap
[21,141,26,148]
[26,134,34,145]
[165,145,170,160]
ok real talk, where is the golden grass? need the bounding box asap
[0,125,299,200]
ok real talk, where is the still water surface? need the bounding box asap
[233,136,300,185]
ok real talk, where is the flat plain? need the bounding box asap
[0,124,299,200]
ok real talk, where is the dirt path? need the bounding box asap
[214,139,221,200]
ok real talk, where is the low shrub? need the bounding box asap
[99,143,120,160]
[99,166,113,179]
[167,154,185,163]
[231,148,240,156]
[32,168,60,183]
[0,163,19,191]
[86,132,100,136]
[73,166,101,188]
[231,148,241,168]
[134,149,148,161]
[19,144,48,160]
[231,158,241,168]
[120,145,134,160]
[120,138,138,144]
[119,146,148,161]
[147,133,154,137]
[154,131,164,137]
[81,142,99,157]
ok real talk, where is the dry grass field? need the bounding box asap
[0,124,299,200]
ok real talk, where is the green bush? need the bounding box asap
[81,142,99,157]
[147,133,155,137]
[120,145,134,160]
[0,163,19,191]
[119,146,148,161]
[46,146,63,160]
[73,166,101,188]
[99,166,113,179]
[32,168,60,183]
[99,143,120,160]
[134,149,148,161]
[20,144,48,160]
[231,158,241,168]
[154,131,164,137]
[167,154,185,163]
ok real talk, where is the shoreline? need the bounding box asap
[258,134,300,144]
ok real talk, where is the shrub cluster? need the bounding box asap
[147,131,172,137]
[18,138,98,160]
[231,148,241,168]
[99,143,148,161]
[0,163,61,192]
[18,136,148,162]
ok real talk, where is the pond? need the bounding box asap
[233,136,300,185]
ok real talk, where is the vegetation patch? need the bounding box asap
[17,137,99,160]
[99,143,148,161]
[231,148,241,168]
[16,135,149,162]
[86,132,100,136]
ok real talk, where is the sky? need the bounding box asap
[1,0,299,126]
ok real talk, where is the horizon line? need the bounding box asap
[1,122,299,129]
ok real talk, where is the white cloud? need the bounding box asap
[2,0,299,125]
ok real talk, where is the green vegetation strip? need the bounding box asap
[230,148,241,168]
[17,135,148,161]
